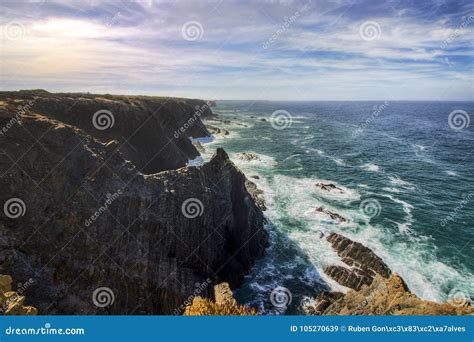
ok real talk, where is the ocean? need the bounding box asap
[199,101,474,314]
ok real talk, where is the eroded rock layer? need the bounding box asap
[0,91,268,314]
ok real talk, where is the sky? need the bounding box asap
[0,0,473,100]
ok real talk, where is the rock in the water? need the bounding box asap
[207,125,230,136]
[236,152,261,162]
[324,233,391,290]
[315,207,347,223]
[315,183,342,192]
[250,175,260,179]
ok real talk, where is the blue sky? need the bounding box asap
[0,0,473,100]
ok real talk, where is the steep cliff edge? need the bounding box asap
[0,91,268,314]
[0,90,214,173]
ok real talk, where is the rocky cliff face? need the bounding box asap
[1,90,214,173]
[0,91,268,314]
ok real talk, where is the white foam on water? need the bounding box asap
[382,187,402,193]
[360,163,380,172]
[231,152,278,170]
[388,175,416,190]
[445,170,458,176]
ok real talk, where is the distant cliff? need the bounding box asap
[0,91,268,314]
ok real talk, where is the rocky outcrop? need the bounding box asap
[0,275,37,315]
[324,233,391,290]
[0,90,214,173]
[316,207,347,223]
[315,183,342,192]
[0,91,268,314]
[245,179,266,211]
[207,125,230,136]
[184,282,257,315]
[237,152,260,162]
[305,274,474,315]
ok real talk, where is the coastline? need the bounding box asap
[196,102,473,315]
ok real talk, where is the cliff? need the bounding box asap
[0,91,268,314]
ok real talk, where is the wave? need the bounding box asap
[360,163,380,172]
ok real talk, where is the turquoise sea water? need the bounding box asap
[200,101,474,314]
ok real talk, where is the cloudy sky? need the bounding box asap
[0,0,472,100]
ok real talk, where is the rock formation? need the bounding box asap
[305,274,474,315]
[315,207,347,223]
[0,275,37,315]
[0,91,268,314]
[324,233,391,290]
